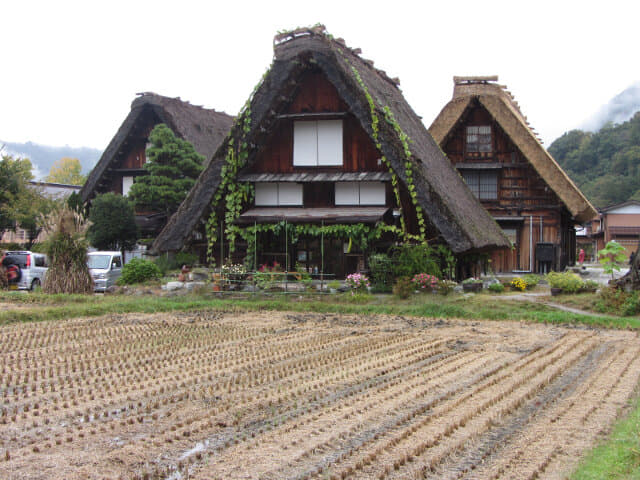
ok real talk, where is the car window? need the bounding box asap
[4,254,27,268]
[113,257,122,268]
[87,255,111,270]
[34,255,45,267]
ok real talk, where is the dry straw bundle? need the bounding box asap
[42,207,93,294]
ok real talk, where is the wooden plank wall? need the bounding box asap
[250,72,384,175]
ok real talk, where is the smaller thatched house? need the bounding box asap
[80,93,233,234]
[152,27,508,278]
[429,76,597,273]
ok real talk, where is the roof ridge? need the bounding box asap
[273,25,401,88]
[133,91,229,115]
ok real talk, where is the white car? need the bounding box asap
[87,251,123,292]
[2,251,48,291]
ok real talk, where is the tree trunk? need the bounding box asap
[614,245,640,290]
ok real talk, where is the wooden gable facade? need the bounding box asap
[231,71,405,277]
[431,77,597,273]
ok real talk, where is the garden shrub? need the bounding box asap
[118,258,161,285]
[368,253,393,292]
[622,291,640,316]
[392,276,414,299]
[488,282,505,293]
[345,273,370,294]
[411,273,439,291]
[511,277,527,292]
[155,252,199,275]
[389,244,440,279]
[522,274,540,289]
[595,287,640,316]
[437,279,457,296]
[546,271,584,293]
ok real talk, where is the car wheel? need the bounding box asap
[31,278,41,291]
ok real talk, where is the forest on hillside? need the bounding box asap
[549,112,640,208]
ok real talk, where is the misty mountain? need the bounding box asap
[549,112,640,208]
[581,81,640,132]
[0,140,102,180]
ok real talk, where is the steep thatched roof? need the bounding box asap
[429,77,597,223]
[80,93,233,202]
[153,27,508,254]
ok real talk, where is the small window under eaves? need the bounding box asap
[335,182,386,205]
[255,183,303,206]
[466,125,492,153]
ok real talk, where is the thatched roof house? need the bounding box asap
[429,76,597,272]
[430,77,596,223]
[80,92,233,203]
[153,27,508,257]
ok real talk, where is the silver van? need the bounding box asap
[87,251,123,292]
[2,251,48,290]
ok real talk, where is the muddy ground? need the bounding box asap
[0,311,638,480]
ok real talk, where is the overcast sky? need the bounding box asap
[2,0,639,150]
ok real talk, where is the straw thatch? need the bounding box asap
[152,27,509,254]
[80,93,234,202]
[429,77,597,223]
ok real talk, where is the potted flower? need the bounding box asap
[461,277,483,293]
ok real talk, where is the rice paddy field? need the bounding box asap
[1,310,639,480]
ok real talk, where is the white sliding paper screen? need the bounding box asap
[277,183,303,206]
[255,183,278,206]
[293,122,317,166]
[255,183,303,206]
[359,182,386,205]
[122,176,134,197]
[317,120,343,166]
[335,182,386,205]
[335,182,359,205]
[293,120,343,166]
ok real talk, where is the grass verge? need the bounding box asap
[570,391,640,479]
[0,290,638,329]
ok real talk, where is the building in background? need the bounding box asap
[588,200,640,258]
[0,181,81,245]
[80,93,233,235]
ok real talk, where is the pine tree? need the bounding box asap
[128,124,205,216]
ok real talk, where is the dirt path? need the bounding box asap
[490,291,605,317]
[0,312,637,480]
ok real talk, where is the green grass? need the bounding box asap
[0,290,638,329]
[570,392,640,479]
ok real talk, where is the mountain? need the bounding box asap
[1,140,102,180]
[549,112,640,209]
[581,82,640,132]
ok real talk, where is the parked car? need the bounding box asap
[1,251,48,290]
[87,251,123,292]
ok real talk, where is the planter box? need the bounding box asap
[462,283,483,293]
[550,287,563,296]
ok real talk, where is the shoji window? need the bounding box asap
[335,182,385,205]
[293,120,343,166]
[255,183,303,206]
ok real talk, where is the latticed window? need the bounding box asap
[462,170,498,200]
[466,126,492,153]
